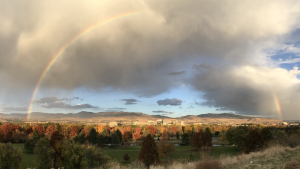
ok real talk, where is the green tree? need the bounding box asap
[34,137,55,169]
[182,133,189,145]
[137,134,160,169]
[24,136,39,152]
[85,146,110,168]
[111,132,121,146]
[88,128,98,145]
[0,143,22,169]
[116,128,123,142]
[63,141,86,169]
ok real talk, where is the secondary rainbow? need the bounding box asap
[272,92,283,121]
[26,11,139,121]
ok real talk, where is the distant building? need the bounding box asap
[148,121,155,125]
[181,121,184,126]
[109,122,118,127]
[133,121,139,125]
[172,120,178,125]
[157,119,163,125]
[283,122,288,125]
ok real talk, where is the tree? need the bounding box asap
[88,128,98,145]
[46,125,56,137]
[123,153,130,163]
[69,125,78,137]
[161,130,169,140]
[148,126,156,136]
[220,134,226,142]
[95,125,104,133]
[132,127,142,142]
[0,143,22,169]
[49,131,63,168]
[24,136,39,152]
[116,128,123,142]
[142,130,150,138]
[85,146,110,168]
[36,124,44,134]
[182,133,189,145]
[62,141,86,169]
[157,138,175,163]
[83,127,89,138]
[190,130,212,149]
[34,137,55,169]
[25,125,33,135]
[111,132,121,146]
[137,134,160,169]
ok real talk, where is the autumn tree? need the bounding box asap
[35,124,44,134]
[69,125,78,137]
[190,130,212,149]
[157,138,175,163]
[137,134,160,169]
[132,127,142,142]
[83,127,89,139]
[220,134,226,142]
[46,125,55,135]
[95,125,104,133]
[148,126,156,136]
[25,125,33,135]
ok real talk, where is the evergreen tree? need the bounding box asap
[137,134,160,169]
[88,128,98,145]
[116,128,123,142]
[111,132,121,147]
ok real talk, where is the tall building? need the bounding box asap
[157,119,163,125]
[148,121,155,125]
[181,121,184,126]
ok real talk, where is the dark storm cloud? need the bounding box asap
[157,98,182,106]
[1,1,300,119]
[168,71,186,76]
[152,110,174,114]
[33,97,99,109]
[1,106,28,112]
[120,99,139,105]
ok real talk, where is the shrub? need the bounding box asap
[285,157,300,169]
[85,146,110,168]
[123,153,130,162]
[0,143,22,169]
[287,134,300,148]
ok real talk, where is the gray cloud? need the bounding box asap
[121,99,139,105]
[107,107,126,110]
[34,97,99,109]
[169,71,186,76]
[1,106,28,112]
[192,65,300,119]
[152,110,174,114]
[157,98,182,106]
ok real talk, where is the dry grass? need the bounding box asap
[97,145,300,169]
[285,156,300,169]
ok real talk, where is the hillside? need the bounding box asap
[0,112,282,125]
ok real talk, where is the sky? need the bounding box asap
[1,0,300,120]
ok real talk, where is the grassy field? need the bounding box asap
[12,143,238,167]
[11,143,37,169]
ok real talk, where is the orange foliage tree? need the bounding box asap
[69,125,78,137]
[132,127,142,141]
[46,125,55,135]
[147,126,156,136]
[35,124,44,134]
[95,125,104,133]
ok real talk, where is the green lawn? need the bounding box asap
[12,143,239,166]
[11,143,37,169]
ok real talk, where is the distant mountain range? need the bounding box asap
[0,112,282,125]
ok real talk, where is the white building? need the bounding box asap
[109,122,118,127]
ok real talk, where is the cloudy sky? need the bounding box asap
[1,0,300,120]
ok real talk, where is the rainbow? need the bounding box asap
[26,11,139,121]
[272,92,283,121]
